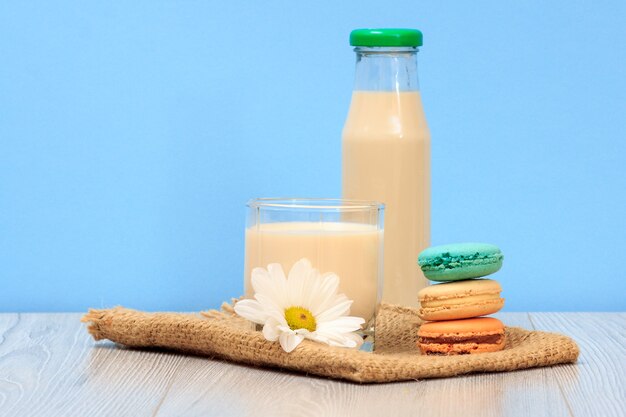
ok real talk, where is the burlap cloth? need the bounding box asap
[81,303,579,383]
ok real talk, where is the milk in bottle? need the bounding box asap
[342,29,431,307]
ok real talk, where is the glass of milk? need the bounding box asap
[244,198,384,351]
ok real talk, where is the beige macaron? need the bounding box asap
[418,279,505,321]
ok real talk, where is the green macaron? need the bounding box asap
[418,243,503,282]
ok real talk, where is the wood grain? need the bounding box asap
[530,312,626,417]
[0,312,621,417]
[0,313,188,417]
[151,313,573,417]
[410,312,573,417]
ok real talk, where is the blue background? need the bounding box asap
[1,1,625,313]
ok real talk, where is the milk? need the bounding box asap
[343,91,430,307]
[244,221,382,321]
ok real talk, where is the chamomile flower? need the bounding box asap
[234,258,365,352]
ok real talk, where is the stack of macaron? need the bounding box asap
[416,243,506,355]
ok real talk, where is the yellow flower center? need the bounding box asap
[284,306,317,332]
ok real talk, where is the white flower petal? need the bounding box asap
[277,324,292,333]
[315,298,355,324]
[344,332,365,349]
[308,331,332,345]
[333,293,349,305]
[250,267,271,293]
[308,332,328,344]
[302,270,322,309]
[288,258,312,280]
[267,262,287,282]
[267,310,288,328]
[262,318,281,341]
[279,331,304,353]
[300,269,321,313]
[294,328,311,336]
[267,263,288,306]
[255,293,287,325]
[302,269,324,310]
[286,258,314,306]
[330,338,357,348]
[317,315,365,333]
[320,272,340,296]
[310,329,362,349]
[233,299,267,325]
[251,268,279,301]
[311,273,341,316]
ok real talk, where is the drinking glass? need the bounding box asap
[244,198,384,351]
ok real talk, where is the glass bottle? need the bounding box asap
[342,28,431,307]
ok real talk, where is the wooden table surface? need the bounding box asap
[0,312,623,417]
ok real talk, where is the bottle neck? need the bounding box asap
[353,47,420,92]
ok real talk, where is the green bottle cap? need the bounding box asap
[349,28,423,47]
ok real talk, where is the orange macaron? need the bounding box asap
[417,317,506,355]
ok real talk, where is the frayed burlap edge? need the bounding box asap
[81,303,579,383]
